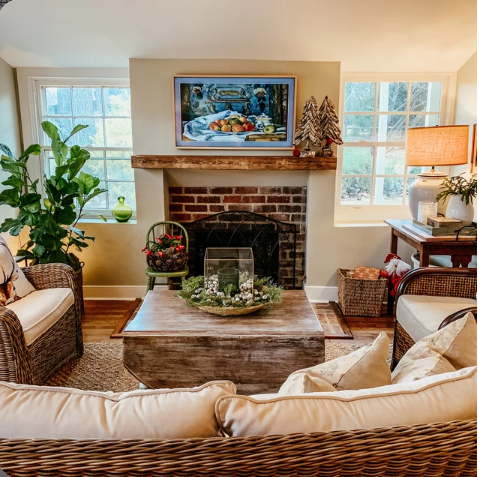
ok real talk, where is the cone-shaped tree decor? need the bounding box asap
[318,96,343,145]
[293,96,322,152]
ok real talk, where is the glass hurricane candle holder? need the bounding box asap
[417,201,438,224]
[204,248,254,297]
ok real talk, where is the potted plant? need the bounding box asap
[437,173,477,224]
[0,121,107,298]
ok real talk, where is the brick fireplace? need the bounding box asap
[168,186,307,289]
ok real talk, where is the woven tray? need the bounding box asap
[198,303,268,316]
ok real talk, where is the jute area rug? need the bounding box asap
[46,342,365,393]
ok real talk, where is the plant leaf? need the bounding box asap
[64,124,88,144]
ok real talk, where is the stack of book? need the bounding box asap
[412,217,477,237]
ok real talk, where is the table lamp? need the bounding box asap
[405,125,469,219]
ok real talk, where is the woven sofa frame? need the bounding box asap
[0,263,83,385]
[0,419,476,476]
[392,267,477,369]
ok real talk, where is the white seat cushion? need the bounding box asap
[396,295,476,342]
[6,288,74,345]
[0,381,236,439]
[216,367,477,437]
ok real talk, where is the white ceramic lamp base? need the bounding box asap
[408,173,446,220]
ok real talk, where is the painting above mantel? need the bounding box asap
[131,155,336,171]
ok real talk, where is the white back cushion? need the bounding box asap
[0,380,235,439]
[216,367,476,437]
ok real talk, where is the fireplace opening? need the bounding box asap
[182,211,298,289]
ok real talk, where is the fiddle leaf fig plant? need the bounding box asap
[0,121,107,271]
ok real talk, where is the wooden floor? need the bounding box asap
[83,300,394,345]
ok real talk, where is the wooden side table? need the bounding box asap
[385,219,477,312]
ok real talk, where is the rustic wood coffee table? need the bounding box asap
[123,289,324,394]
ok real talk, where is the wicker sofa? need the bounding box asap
[0,263,83,385]
[392,267,477,368]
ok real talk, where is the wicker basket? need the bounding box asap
[147,249,188,272]
[337,268,387,317]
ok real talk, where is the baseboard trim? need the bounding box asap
[84,285,338,302]
[83,285,167,300]
[305,286,338,303]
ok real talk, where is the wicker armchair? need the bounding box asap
[0,419,476,476]
[392,267,477,369]
[0,263,83,385]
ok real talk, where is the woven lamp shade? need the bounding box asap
[406,125,469,166]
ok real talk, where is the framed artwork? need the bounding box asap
[471,124,477,173]
[173,75,296,149]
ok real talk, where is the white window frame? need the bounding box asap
[27,76,135,220]
[335,73,456,225]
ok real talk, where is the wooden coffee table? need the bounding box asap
[123,289,324,394]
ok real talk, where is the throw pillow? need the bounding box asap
[0,237,35,305]
[392,313,477,384]
[353,266,381,280]
[279,332,391,395]
[216,367,477,437]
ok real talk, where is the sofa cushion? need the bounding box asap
[0,380,236,439]
[5,288,74,345]
[0,237,35,305]
[392,313,477,384]
[396,295,476,342]
[216,367,477,437]
[279,332,391,395]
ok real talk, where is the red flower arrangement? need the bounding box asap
[143,234,188,272]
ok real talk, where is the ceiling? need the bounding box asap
[0,0,476,72]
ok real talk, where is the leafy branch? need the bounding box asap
[436,173,477,206]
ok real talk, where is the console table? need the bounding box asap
[385,219,477,312]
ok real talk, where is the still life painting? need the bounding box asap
[173,76,296,149]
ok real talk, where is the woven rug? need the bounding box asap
[46,341,368,392]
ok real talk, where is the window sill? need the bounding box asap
[78,218,137,225]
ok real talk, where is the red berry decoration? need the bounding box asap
[292,146,301,157]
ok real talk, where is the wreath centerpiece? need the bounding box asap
[178,275,283,317]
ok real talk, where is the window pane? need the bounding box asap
[107,160,134,181]
[104,88,131,116]
[377,82,407,112]
[82,157,106,180]
[376,147,405,175]
[408,114,440,128]
[106,150,133,159]
[44,87,72,116]
[410,82,442,112]
[341,177,372,205]
[344,115,375,142]
[43,118,73,143]
[408,166,423,174]
[108,182,136,209]
[73,118,104,147]
[342,147,373,174]
[85,181,107,209]
[374,177,404,205]
[376,114,406,142]
[344,82,375,112]
[72,88,102,116]
[105,119,132,147]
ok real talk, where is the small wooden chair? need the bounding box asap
[145,221,189,292]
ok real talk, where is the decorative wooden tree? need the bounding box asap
[318,96,343,156]
[293,96,322,153]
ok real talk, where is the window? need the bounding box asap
[35,81,135,213]
[336,75,450,223]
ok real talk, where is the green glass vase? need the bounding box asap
[112,196,133,223]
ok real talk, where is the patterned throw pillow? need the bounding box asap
[353,266,381,280]
[0,237,35,305]
[392,313,477,384]
[279,332,391,395]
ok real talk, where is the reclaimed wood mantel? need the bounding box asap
[131,155,337,171]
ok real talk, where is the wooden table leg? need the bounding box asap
[419,246,430,268]
[387,231,399,315]
[451,255,472,267]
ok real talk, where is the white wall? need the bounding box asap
[0,56,22,250]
